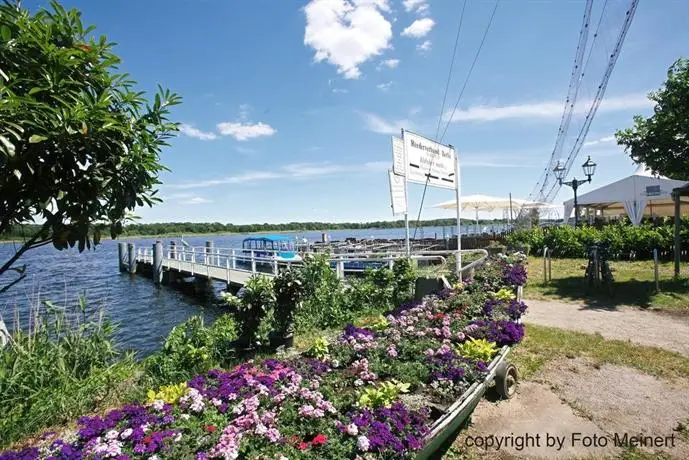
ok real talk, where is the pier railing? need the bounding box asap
[133,244,467,280]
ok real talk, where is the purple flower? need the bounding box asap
[503,263,527,286]
[467,319,525,346]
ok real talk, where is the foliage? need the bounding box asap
[392,258,417,306]
[493,287,516,301]
[358,381,410,408]
[218,291,241,309]
[0,1,181,290]
[236,275,274,345]
[143,314,236,385]
[0,298,137,446]
[456,338,499,362]
[305,336,330,361]
[146,382,187,405]
[616,58,689,179]
[272,266,306,335]
[507,219,689,259]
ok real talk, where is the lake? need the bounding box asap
[0,224,503,357]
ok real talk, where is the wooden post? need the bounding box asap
[153,240,163,285]
[170,241,177,260]
[674,191,681,277]
[118,242,127,272]
[543,247,548,284]
[127,243,136,274]
[548,249,552,282]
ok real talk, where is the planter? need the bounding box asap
[268,331,294,350]
[414,277,445,301]
[486,245,506,257]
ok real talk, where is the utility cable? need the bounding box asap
[412,0,500,238]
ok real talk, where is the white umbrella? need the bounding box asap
[432,194,548,228]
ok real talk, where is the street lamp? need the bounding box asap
[554,156,597,227]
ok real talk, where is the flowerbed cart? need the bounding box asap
[415,284,523,459]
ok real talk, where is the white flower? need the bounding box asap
[120,428,133,440]
[354,379,364,387]
[149,456,159,460]
[180,413,190,420]
[357,435,370,452]
[105,430,119,441]
[346,423,358,436]
[152,399,165,411]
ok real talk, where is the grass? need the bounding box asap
[511,323,689,382]
[524,256,689,310]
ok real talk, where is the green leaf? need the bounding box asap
[0,136,15,156]
[0,25,10,41]
[29,135,48,143]
[13,170,21,180]
[28,87,44,96]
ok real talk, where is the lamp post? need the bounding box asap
[553,156,597,227]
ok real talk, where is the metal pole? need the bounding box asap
[573,180,579,227]
[452,145,462,281]
[404,212,411,257]
[127,243,136,274]
[153,241,163,285]
[509,193,513,225]
[543,247,548,284]
[653,248,660,293]
[548,249,552,282]
[118,242,127,272]
[205,241,213,265]
[674,191,681,277]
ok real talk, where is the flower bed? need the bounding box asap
[0,253,528,460]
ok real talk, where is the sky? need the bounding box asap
[25,0,689,224]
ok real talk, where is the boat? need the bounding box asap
[240,235,302,264]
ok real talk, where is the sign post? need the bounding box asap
[392,134,410,256]
[451,145,462,281]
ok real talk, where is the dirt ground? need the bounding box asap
[458,358,689,459]
[524,299,689,356]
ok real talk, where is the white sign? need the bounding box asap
[388,170,407,216]
[391,136,405,176]
[403,130,456,190]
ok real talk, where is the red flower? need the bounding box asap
[298,442,310,451]
[311,434,328,446]
[203,424,217,433]
[434,312,446,320]
[143,436,152,444]
[289,435,300,445]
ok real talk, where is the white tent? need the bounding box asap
[563,164,689,226]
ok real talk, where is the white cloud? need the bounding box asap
[380,58,399,69]
[169,161,388,189]
[180,197,213,205]
[235,146,257,155]
[332,88,349,93]
[403,0,427,13]
[443,93,651,123]
[238,103,251,121]
[583,135,616,147]
[402,18,434,38]
[376,81,393,91]
[416,40,432,52]
[179,124,218,141]
[304,0,393,79]
[216,122,276,141]
[360,111,414,134]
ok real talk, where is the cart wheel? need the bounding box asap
[495,363,518,399]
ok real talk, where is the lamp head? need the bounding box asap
[553,161,566,181]
[582,155,596,179]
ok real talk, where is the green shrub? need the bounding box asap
[236,275,274,345]
[392,257,417,305]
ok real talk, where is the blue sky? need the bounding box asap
[27,0,689,224]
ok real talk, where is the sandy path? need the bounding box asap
[524,298,689,355]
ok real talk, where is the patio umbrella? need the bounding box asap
[432,194,548,227]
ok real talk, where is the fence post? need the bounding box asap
[337,260,344,279]
[251,250,257,273]
[170,241,176,260]
[118,242,127,272]
[654,248,660,293]
[127,243,136,274]
[543,247,548,284]
[231,249,237,270]
[153,241,163,285]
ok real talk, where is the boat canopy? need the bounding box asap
[242,235,294,251]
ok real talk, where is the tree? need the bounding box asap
[0,1,181,293]
[616,58,689,179]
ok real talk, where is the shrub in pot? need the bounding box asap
[270,266,305,349]
[234,275,274,350]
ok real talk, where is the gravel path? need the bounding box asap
[524,298,689,356]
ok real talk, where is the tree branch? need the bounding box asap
[0,273,27,295]
[0,216,56,278]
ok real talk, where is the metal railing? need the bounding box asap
[134,245,469,279]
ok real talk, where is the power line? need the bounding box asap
[439,0,500,144]
[411,0,500,238]
[411,0,468,239]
